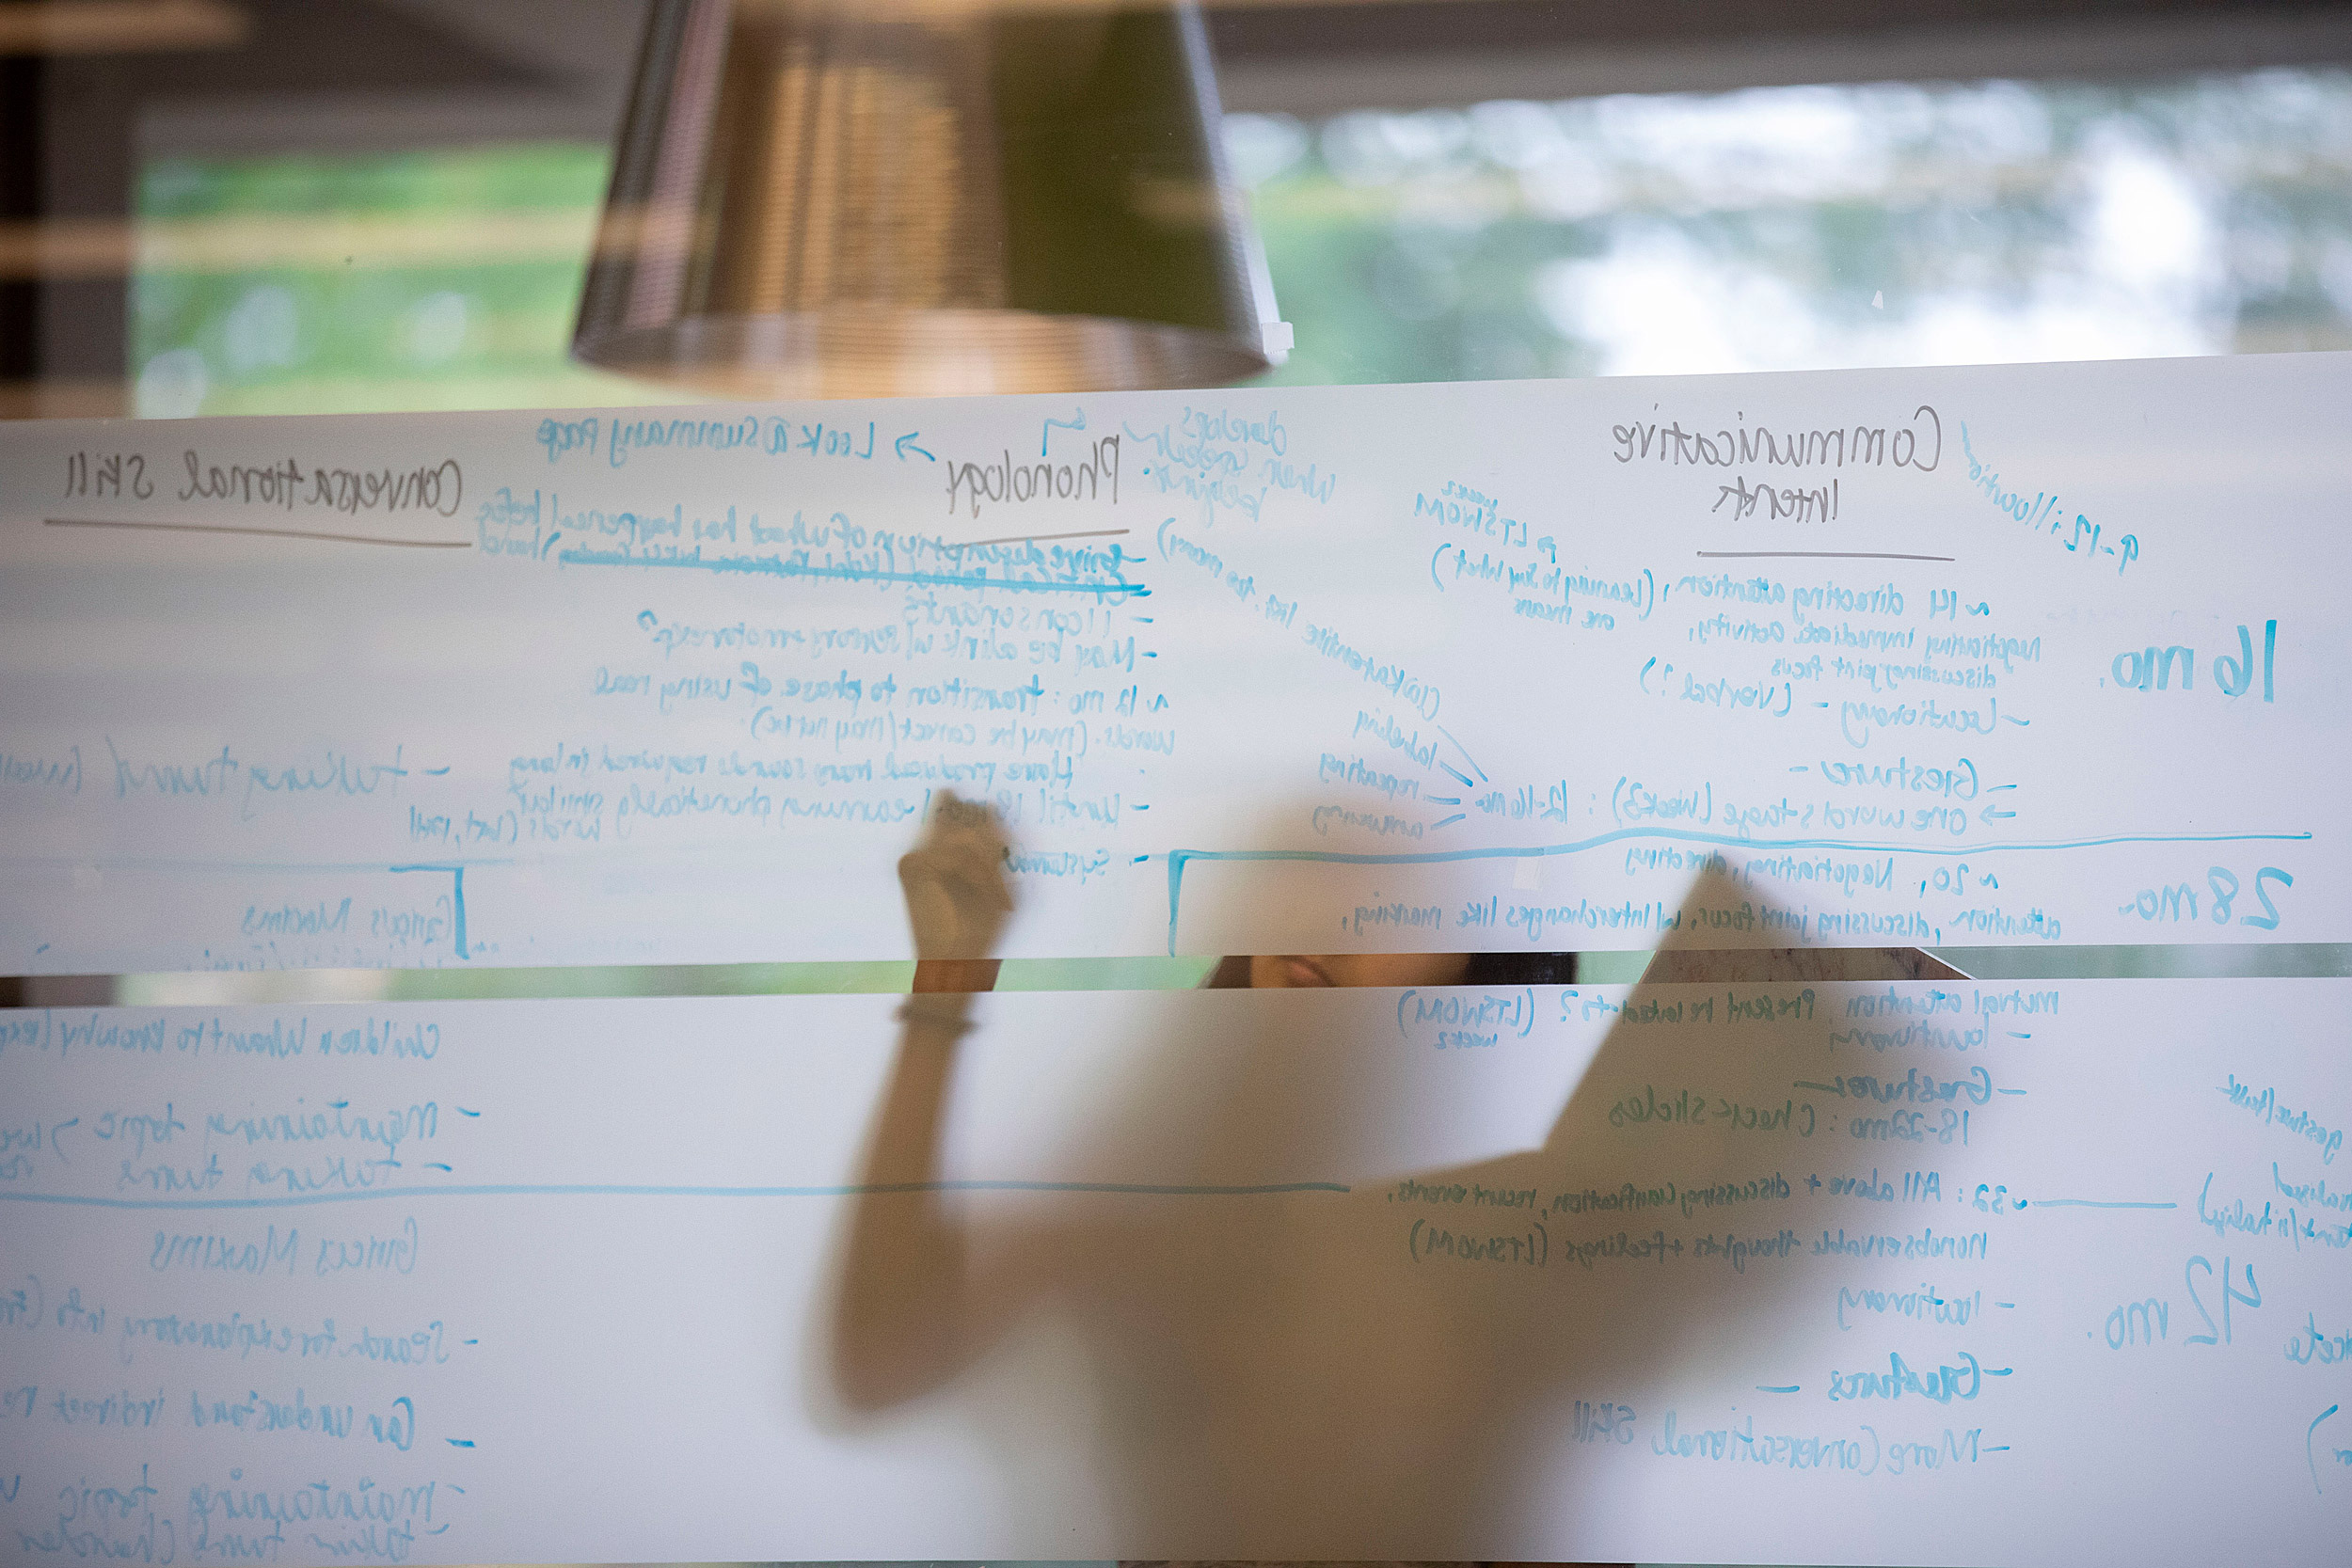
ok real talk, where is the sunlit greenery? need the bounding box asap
[1239,70,2352,385]
[132,142,660,416]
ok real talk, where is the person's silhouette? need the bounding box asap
[833,795,1954,1560]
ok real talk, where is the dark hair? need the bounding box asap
[1462,950,1578,987]
[1204,952,1579,989]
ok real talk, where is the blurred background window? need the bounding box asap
[1241,70,2352,385]
[130,140,644,417]
[114,69,2352,414]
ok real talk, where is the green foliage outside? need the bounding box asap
[132,142,665,416]
[1241,70,2352,387]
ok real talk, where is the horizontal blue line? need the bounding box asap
[0,1179,1350,1212]
[0,856,520,874]
[557,547,1148,599]
[1170,826,2310,872]
[1756,1384,1800,1393]
[2027,1198,2177,1210]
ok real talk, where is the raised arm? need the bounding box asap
[833,795,1012,1410]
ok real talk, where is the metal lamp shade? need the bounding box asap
[572,0,1279,398]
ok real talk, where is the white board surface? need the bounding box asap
[3,353,2346,973]
[4,978,2349,1564]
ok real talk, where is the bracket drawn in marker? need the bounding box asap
[389,863,469,958]
[1158,828,2313,952]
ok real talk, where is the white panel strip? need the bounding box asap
[2,981,2346,1562]
[2,354,2343,970]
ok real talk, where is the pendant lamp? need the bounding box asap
[572,0,1284,398]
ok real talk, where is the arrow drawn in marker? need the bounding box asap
[1435,721,1488,784]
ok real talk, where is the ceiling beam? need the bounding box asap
[1212,0,2352,114]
